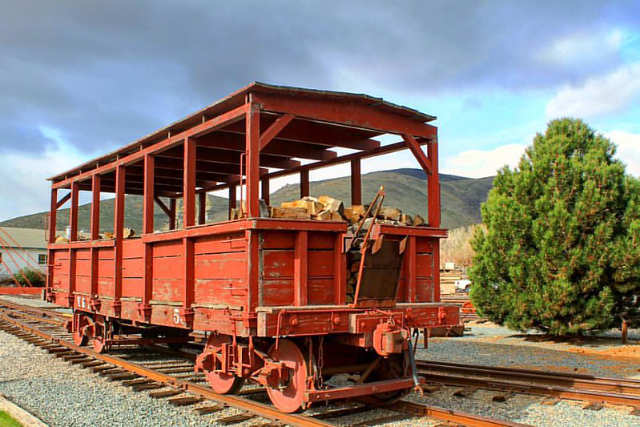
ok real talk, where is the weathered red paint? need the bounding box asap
[45,84,459,412]
[0,287,42,295]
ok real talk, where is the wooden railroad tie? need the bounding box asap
[80,360,105,368]
[69,357,93,365]
[194,404,225,415]
[122,378,154,387]
[106,372,139,381]
[91,364,117,373]
[168,396,204,407]
[351,414,410,427]
[98,368,126,376]
[132,383,164,392]
[582,401,604,411]
[492,391,515,402]
[313,406,369,420]
[452,386,479,398]
[148,389,183,399]
[217,413,256,425]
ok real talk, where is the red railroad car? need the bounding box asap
[45,83,460,412]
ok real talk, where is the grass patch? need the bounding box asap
[0,410,21,427]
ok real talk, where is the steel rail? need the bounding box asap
[0,300,526,427]
[390,400,530,427]
[418,360,640,392]
[0,309,331,427]
[417,362,640,407]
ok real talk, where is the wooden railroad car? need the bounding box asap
[45,83,460,412]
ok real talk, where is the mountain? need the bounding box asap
[0,169,493,231]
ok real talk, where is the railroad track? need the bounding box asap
[417,360,640,411]
[0,298,524,427]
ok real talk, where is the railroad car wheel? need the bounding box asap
[92,321,109,353]
[204,335,244,394]
[92,336,107,353]
[72,314,88,346]
[73,328,87,346]
[266,339,307,413]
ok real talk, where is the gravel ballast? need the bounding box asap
[0,329,251,426]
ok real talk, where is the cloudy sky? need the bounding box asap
[1,1,640,220]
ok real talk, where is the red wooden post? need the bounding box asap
[246,230,259,315]
[300,169,309,198]
[181,237,194,326]
[91,174,101,240]
[228,185,236,219]
[68,180,79,305]
[198,192,207,225]
[68,247,76,306]
[113,164,125,315]
[245,103,260,217]
[89,175,101,307]
[261,177,270,205]
[169,198,176,230]
[427,140,440,228]
[350,159,361,205]
[47,188,57,298]
[141,154,154,320]
[433,240,440,302]
[334,233,346,305]
[48,188,57,243]
[143,154,155,234]
[90,246,98,304]
[114,165,126,239]
[407,236,417,302]
[294,231,308,306]
[69,181,79,241]
[183,138,196,227]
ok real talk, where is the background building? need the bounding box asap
[0,227,48,284]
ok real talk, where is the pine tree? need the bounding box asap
[470,119,640,335]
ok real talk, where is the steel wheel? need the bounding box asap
[72,313,88,346]
[266,339,307,413]
[202,335,244,394]
[92,321,108,353]
[206,370,245,394]
[73,328,87,346]
[92,336,107,353]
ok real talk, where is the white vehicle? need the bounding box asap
[455,279,471,292]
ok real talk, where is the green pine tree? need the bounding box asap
[470,118,640,335]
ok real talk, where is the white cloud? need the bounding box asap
[537,29,623,66]
[0,129,101,221]
[441,144,527,178]
[545,62,640,119]
[440,131,640,180]
[605,130,640,176]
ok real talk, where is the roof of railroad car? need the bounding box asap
[48,82,436,182]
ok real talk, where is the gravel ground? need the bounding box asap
[0,329,256,427]
[405,386,640,427]
[419,337,640,378]
[3,295,640,426]
[410,325,640,426]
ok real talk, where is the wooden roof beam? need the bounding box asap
[127,166,228,183]
[51,103,249,189]
[198,132,337,161]
[197,138,431,193]
[156,146,300,170]
[226,115,382,151]
[253,92,437,138]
